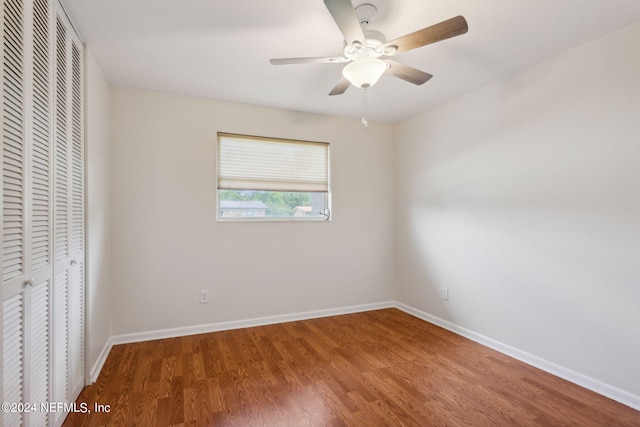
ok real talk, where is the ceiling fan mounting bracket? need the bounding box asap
[355,3,377,28]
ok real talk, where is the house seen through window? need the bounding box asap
[217,133,330,221]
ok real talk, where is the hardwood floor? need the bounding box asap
[64,309,640,426]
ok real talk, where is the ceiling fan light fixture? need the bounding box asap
[342,58,388,88]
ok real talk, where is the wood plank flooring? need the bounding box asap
[63,309,640,426]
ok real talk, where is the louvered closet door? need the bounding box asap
[51,7,84,426]
[2,0,28,422]
[28,1,54,422]
[2,0,55,426]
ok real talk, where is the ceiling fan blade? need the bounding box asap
[384,16,468,54]
[385,60,433,85]
[270,56,348,65]
[324,0,366,47]
[329,77,351,96]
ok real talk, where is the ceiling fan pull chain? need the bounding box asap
[361,87,368,129]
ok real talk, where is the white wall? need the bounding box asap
[85,48,113,375]
[110,87,395,335]
[395,21,640,400]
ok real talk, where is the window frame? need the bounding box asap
[215,132,332,223]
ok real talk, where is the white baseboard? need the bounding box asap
[88,301,395,383]
[89,300,640,411]
[394,302,640,411]
[89,336,114,383]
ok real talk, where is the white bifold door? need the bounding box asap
[1,1,85,426]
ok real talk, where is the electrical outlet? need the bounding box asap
[441,287,449,301]
[199,290,209,304]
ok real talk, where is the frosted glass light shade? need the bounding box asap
[342,58,387,88]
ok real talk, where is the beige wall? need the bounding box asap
[394,22,640,398]
[85,48,113,376]
[110,87,395,335]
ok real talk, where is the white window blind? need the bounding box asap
[217,133,329,193]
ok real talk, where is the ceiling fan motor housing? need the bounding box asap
[344,4,395,59]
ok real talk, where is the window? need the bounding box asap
[217,133,331,221]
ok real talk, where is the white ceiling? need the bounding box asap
[62,0,640,123]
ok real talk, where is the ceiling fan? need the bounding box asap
[270,0,469,96]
